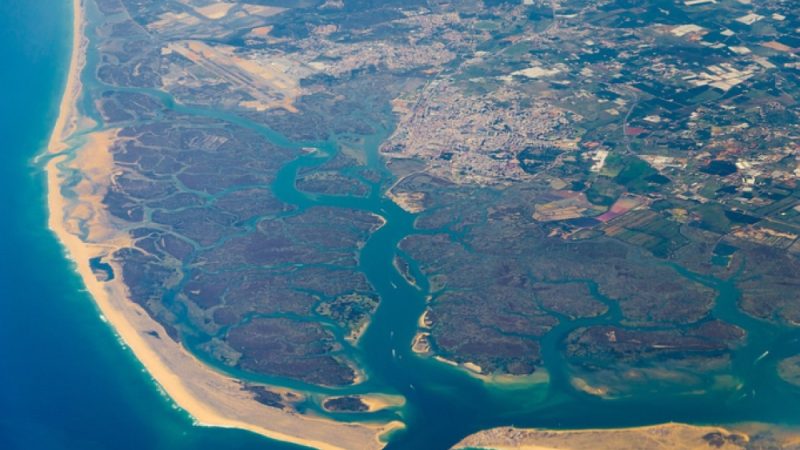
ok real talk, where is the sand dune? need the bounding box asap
[43,2,400,449]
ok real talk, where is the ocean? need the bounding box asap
[2,1,799,450]
[0,2,292,449]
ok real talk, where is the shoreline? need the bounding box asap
[43,1,400,449]
[47,0,87,156]
[454,422,800,449]
[40,3,798,450]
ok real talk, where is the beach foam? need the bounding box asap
[43,2,398,449]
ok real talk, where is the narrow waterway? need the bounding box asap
[6,1,799,449]
[0,2,299,449]
[90,50,800,450]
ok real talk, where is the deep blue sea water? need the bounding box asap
[0,2,291,449]
[3,2,799,450]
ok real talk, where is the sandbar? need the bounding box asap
[44,1,399,449]
[454,423,800,450]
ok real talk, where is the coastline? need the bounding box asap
[43,1,400,449]
[39,2,799,450]
[47,0,88,156]
[454,423,800,450]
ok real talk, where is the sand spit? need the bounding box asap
[466,369,550,387]
[48,0,90,155]
[454,423,745,450]
[359,394,406,413]
[454,423,800,450]
[44,1,400,449]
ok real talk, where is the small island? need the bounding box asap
[45,0,800,448]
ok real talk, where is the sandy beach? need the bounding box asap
[47,0,88,155]
[44,1,401,449]
[42,3,799,450]
[453,423,793,450]
[360,394,406,413]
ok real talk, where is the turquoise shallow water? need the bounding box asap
[3,1,800,450]
[0,2,290,449]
